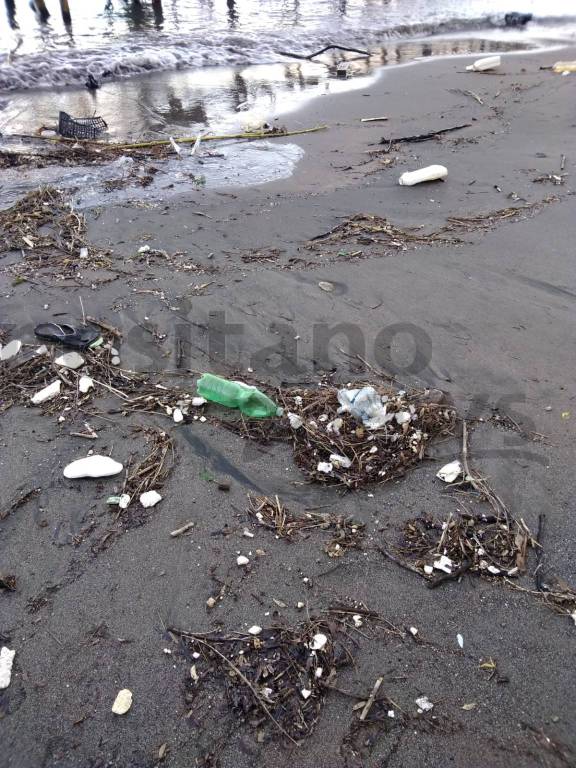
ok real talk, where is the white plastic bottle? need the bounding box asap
[398,165,448,186]
[466,55,501,72]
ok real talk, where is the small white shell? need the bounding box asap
[436,460,463,483]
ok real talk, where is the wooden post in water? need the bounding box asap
[151,0,163,25]
[60,0,71,25]
[4,0,17,28]
[32,0,50,22]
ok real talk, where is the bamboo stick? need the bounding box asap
[34,124,328,149]
[112,124,327,149]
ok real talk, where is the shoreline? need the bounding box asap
[0,29,568,142]
[1,41,573,210]
[2,44,576,768]
[251,43,576,196]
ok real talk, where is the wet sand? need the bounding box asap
[1,48,576,768]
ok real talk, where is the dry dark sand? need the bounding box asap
[1,48,576,768]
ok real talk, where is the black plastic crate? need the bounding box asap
[58,111,107,140]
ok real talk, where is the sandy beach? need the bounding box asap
[1,45,576,768]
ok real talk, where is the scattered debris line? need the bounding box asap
[379,124,471,145]
[278,44,370,61]
[247,493,364,556]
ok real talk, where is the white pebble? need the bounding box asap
[140,490,162,508]
[111,689,132,715]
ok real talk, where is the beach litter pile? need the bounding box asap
[218,383,456,488]
[0,187,94,254]
[0,330,202,419]
[376,423,576,620]
[0,187,111,280]
[118,428,174,513]
[169,604,389,745]
[381,508,576,616]
[384,510,534,585]
[306,199,556,261]
[246,493,365,557]
[0,124,326,173]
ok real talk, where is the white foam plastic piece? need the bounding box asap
[64,455,123,479]
[0,647,15,689]
[31,380,61,405]
[140,490,162,508]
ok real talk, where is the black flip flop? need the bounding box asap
[34,323,100,350]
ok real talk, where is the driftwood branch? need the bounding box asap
[359,677,384,721]
[279,44,370,61]
[534,513,546,591]
[379,123,471,145]
[86,315,122,338]
[170,521,195,538]
[462,421,509,518]
[450,88,484,105]
[376,545,422,577]
[0,489,40,521]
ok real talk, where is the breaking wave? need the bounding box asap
[0,14,574,92]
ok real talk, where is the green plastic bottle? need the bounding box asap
[197,373,281,418]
